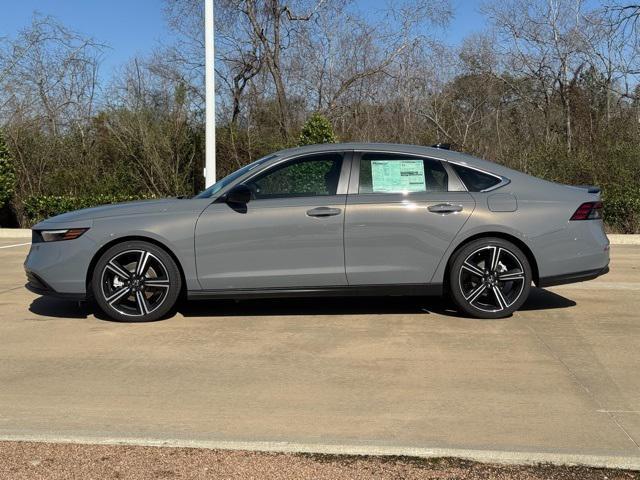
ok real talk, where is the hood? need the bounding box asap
[33,198,210,229]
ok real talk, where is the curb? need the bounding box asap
[0,229,31,238]
[0,434,638,471]
[607,234,640,245]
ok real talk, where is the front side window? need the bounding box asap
[194,154,276,199]
[358,153,448,194]
[246,153,343,199]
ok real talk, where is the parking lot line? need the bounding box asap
[551,281,640,290]
[0,242,31,249]
[0,285,26,296]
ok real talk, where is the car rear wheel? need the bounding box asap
[92,241,181,322]
[449,237,531,319]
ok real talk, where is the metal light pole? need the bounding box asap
[204,0,216,186]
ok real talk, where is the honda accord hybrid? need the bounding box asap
[25,143,610,321]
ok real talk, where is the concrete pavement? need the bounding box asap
[0,238,639,468]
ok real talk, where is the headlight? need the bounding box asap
[35,228,89,243]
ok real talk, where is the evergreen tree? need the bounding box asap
[0,131,16,209]
[298,113,337,146]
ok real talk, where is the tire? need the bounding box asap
[91,241,182,322]
[448,237,532,319]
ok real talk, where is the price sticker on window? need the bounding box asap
[371,160,426,193]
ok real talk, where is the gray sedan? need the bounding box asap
[25,143,610,321]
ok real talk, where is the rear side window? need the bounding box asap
[359,153,448,194]
[450,164,501,192]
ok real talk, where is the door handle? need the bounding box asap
[306,207,342,217]
[428,203,463,214]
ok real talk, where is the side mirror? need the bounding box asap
[225,184,252,205]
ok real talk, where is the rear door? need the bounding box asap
[344,151,475,285]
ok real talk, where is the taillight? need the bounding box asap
[570,201,603,221]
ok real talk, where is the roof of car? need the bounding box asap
[276,142,445,156]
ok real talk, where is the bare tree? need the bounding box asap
[0,15,104,207]
[484,0,594,152]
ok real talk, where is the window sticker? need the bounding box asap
[371,160,426,193]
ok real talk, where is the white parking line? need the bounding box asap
[0,242,31,249]
[598,410,640,414]
[551,282,640,291]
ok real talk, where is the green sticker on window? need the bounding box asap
[371,160,426,193]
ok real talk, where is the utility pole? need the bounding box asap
[204,0,216,186]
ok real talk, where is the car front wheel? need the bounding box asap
[92,241,181,322]
[449,237,531,319]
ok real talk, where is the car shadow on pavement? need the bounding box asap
[179,295,452,318]
[519,287,576,311]
[177,287,576,319]
[28,287,575,321]
[29,296,92,319]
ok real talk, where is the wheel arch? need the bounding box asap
[443,232,540,290]
[85,235,187,299]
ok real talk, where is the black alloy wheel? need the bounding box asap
[92,241,181,322]
[449,237,532,319]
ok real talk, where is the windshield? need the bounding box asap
[194,155,277,199]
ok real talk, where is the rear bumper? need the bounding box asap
[25,269,86,301]
[538,265,609,288]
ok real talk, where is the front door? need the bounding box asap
[195,152,350,290]
[345,151,475,285]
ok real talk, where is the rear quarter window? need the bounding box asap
[450,164,502,192]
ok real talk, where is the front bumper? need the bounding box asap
[538,265,609,288]
[24,227,96,297]
[24,269,86,301]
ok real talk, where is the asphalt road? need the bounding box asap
[0,239,639,467]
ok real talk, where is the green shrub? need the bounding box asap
[0,131,15,209]
[298,113,337,146]
[602,186,640,233]
[23,194,155,226]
